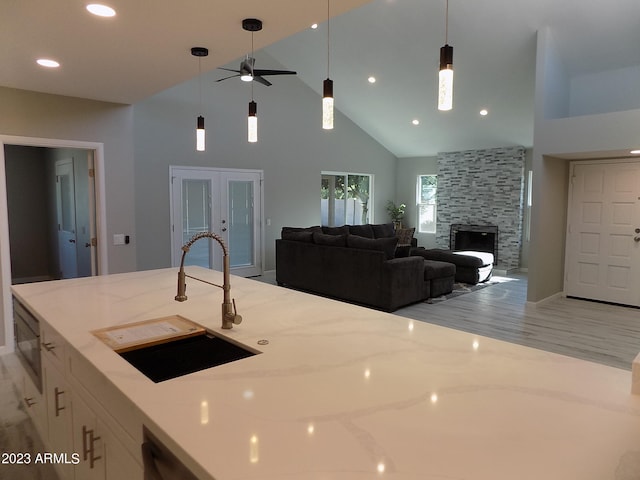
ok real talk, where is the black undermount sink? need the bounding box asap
[119,333,257,383]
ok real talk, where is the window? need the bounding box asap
[321,173,372,226]
[417,175,437,233]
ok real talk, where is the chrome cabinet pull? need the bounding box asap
[54,387,65,416]
[82,425,102,469]
[24,396,36,408]
[42,342,56,352]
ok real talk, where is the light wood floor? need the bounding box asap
[258,270,640,370]
[394,273,640,371]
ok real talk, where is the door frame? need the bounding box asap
[169,165,264,276]
[0,135,108,355]
[564,157,640,305]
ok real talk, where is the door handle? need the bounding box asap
[69,239,76,243]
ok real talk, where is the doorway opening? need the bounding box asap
[0,135,108,354]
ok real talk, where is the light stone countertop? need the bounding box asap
[11,267,640,480]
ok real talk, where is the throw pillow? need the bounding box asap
[322,225,349,236]
[395,227,415,245]
[281,230,314,242]
[371,223,396,238]
[348,224,374,238]
[347,234,398,260]
[313,232,347,247]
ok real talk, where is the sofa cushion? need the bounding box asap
[371,223,396,239]
[313,232,347,247]
[347,234,398,260]
[349,224,374,238]
[282,230,314,242]
[322,225,350,236]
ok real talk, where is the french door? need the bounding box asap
[170,167,263,277]
[564,160,640,306]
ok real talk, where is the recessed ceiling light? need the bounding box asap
[479,109,489,116]
[412,119,420,125]
[368,76,376,83]
[36,58,60,68]
[631,150,640,155]
[311,23,318,29]
[86,4,116,17]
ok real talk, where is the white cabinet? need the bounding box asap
[19,371,46,437]
[26,318,144,480]
[43,359,74,480]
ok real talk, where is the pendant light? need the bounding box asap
[191,47,208,151]
[322,0,334,130]
[242,19,262,143]
[438,0,453,111]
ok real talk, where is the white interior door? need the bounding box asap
[55,159,78,279]
[170,167,263,277]
[565,160,640,306]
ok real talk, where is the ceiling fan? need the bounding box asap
[216,18,297,87]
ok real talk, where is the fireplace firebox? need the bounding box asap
[450,224,498,263]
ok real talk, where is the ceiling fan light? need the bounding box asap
[240,74,253,82]
[248,101,258,143]
[322,78,334,130]
[196,116,205,151]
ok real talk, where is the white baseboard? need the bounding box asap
[524,291,564,310]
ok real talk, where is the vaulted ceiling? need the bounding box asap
[3,0,640,158]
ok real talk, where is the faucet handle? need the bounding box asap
[231,299,242,325]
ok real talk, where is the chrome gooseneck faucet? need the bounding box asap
[175,232,242,329]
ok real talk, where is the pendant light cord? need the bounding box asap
[251,32,255,101]
[445,0,449,44]
[198,57,203,114]
[327,0,330,77]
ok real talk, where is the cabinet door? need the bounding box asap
[44,362,74,480]
[72,393,105,480]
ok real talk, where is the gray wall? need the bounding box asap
[0,87,137,274]
[530,28,640,302]
[133,52,398,272]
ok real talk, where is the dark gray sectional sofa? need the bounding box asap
[275,223,455,311]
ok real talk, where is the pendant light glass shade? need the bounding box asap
[248,101,257,143]
[196,115,206,151]
[438,44,453,111]
[322,78,334,130]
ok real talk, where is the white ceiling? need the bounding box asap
[3,0,640,158]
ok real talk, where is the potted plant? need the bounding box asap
[386,201,406,229]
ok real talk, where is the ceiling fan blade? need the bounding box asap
[253,75,272,87]
[218,67,242,74]
[215,73,241,83]
[252,69,297,76]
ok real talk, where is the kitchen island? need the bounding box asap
[10,267,640,479]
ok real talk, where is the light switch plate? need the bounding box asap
[113,234,126,245]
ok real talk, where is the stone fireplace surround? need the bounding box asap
[436,146,525,271]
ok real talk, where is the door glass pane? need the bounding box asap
[228,181,253,268]
[182,179,211,267]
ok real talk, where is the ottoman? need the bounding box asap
[423,260,456,298]
[412,248,493,284]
